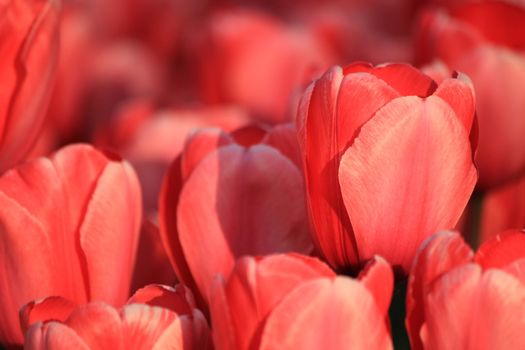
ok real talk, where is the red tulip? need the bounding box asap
[298,1,416,65]
[210,253,393,350]
[0,0,60,171]
[23,284,211,349]
[416,2,525,187]
[0,144,142,346]
[95,101,249,212]
[480,173,525,243]
[297,62,477,272]
[406,230,525,350]
[131,220,177,293]
[193,9,332,124]
[43,4,96,142]
[159,125,312,305]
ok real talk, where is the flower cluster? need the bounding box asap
[0,0,524,349]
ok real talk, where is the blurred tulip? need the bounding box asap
[298,1,416,65]
[480,173,525,243]
[159,125,312,305]
[131,220,177,293]
[211,253,393,350]
[24,284,211,349]
[83,0,202,57]
[84,41,167,134]
[406,230,525,350]
[193,9,332,124]
[297,62,478,272]
[0,0,60,172]
[416,2,525,187]
[0,144,141,346]
[44,4,95,142]
[96,101,250,211]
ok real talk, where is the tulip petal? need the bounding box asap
[210,254,334,350]
[262,123,302,168]
[422,265,525,350]
[152,311,211,350]
[80,160,142,305]
[0,0,61,170]
[25,322,90,350]
[304,67,398,267]
[406,231,473,350]
[65,303,124,350]
[450,2,525,49]
[344,62,437,97]
[433,73,476,133]
[452,47,525,187]
[121,304,179,349]
[259,277,392,350]
[158,157,201,302]
[150,316,188,350]
[0,192,54,344]
[20,296,77,334]
[296,82,314,151]
[178,144,311,300]
[502,258,525,284]
[0,144,139,344]
[128,284,194,316]
[339,96,477,271]
[358,256,393,316]
[181,128,234,181]
[230,125,269,147]
[415,10,485,65]
[475,230,525,270]
[479,167,525,243]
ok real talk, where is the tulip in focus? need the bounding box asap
[0,144,142,346]
[159,125,312,304]
[0,0,60,171]
[23,284,211,349]
[416,2,525,187]
[297,62,477,272]
[211,253,393,350]
[406,230,525,350]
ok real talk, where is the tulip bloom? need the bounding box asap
[416,2,525,187]
[0,144,142,346]
[193,9,331,124]
[297,62,477,272]
[159,125,312,305]
[406,230,525,349]
[480,174,525,243]
[96,101,249,212]
[0,0,60,171]
[23,284,211,349]
[211,253,393,350]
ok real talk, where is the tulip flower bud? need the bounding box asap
[0,144,142,346]
[297,62,477,273]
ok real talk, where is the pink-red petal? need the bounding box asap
[358,256,393,316]
[421,265,525,349]
[80,160,142,305]
[339,96,477,271]
[259,277,392,350]
[406,231,473,350]
[20,297,77,334]
[178,145,311,300]
[474,230,525,270]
